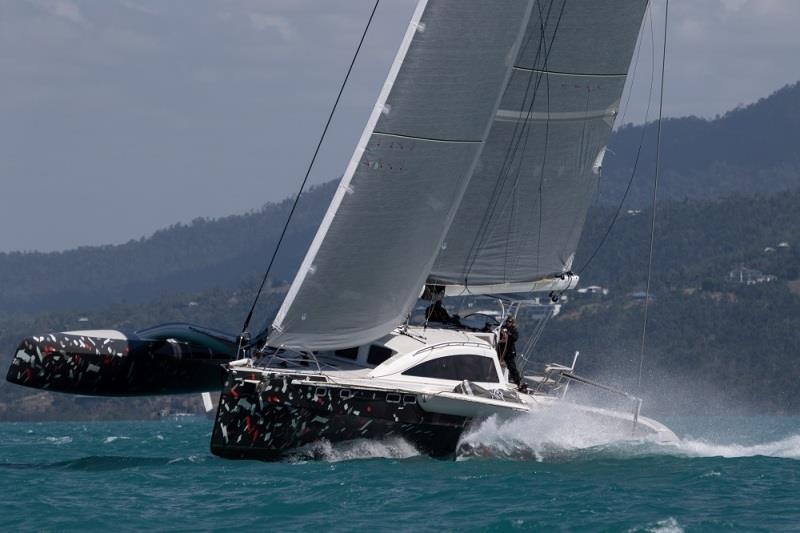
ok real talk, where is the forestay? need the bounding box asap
[428,0,648,295]
[268,1,535,350]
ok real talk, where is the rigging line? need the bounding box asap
[518,306,554,373]
[464,2,560,283]
[497,3,553,189]
[553,80,594,272]
[575,1,657,275]
[497,0,569,280]
[455,1,552,285]
[617,1,650,127]
[500,1,565,263]
[462,0,568,286]
[638,0,669,390]
[504,0,570,279]
[459,2,554,284]
[535,41,553,277]
[238,0,381,343]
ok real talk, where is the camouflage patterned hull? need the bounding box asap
[6,332,231,396]
[210,370,469,460]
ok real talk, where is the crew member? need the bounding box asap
[425,300,451,323]
[498,316,527,392]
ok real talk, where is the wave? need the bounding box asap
[0,456,179,471]
[456,406,800,461]
[629,517,685,533]
[292,437,420,463]
[457,404,654,461]
[677,435,800,460]
[103,436,131,444]
[45,436,73,445]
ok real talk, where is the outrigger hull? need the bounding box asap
[5,325,236,396]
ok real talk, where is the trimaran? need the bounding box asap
[7,0,678,459]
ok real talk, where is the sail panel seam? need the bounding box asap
[513,66,627,77]
[494,108,615,122]
[373,131,482,144]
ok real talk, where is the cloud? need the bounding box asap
[247,13,294,41]
[119,1,160,17]
[618,0,800,120]
[104,28,158,53]
[720,0,748,12]
[40,0,87,25]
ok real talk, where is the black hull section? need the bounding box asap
[210,372,469,460]
[6,331,233,396]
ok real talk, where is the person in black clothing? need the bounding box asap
[425,300,451,323]
[498,316,528,392]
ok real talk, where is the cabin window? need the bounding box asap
[334,347,359,360]
[367,345,395,366]
[402,354,499,383]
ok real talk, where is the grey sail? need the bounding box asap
[428,0,648,295]
[268,0,535,351]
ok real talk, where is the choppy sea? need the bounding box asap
[2,412,799,532]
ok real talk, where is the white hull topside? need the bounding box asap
[242,325,678,445]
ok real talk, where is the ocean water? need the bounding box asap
[2,413,799,532]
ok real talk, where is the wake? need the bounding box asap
[456,406,800,461]
[677,435,800,460]
[283,403,800,463]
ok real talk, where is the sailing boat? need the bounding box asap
[6,0,677,459]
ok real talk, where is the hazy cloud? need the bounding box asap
[668,0,800,115]
[40,0,87,25]
[119,0,159,16]
[247,13,294,40]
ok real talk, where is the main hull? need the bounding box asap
[210,361,679,461]
[210,371,469,460]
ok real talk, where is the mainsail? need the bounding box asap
[429,0,648,295]
[267,1,536,350]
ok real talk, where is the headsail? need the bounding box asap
[267,1,535,351]
[428,0,649,296]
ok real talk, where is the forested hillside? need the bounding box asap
[578,190,800,292]
[601,82,800,206]
[0,181,335,313]
[538,283,800,416]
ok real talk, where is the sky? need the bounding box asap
[1,0,800,253]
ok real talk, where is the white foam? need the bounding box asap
[300,437,420,463]
[103,436,131,444]
[458,403,654,460]
[45,436,72,445]
[456,404,800,461]
[167,455,205,465]
[675,435,800,460]
[630,517,684,533]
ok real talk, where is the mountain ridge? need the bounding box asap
[2,81,800,314]
[602,81,800,205]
